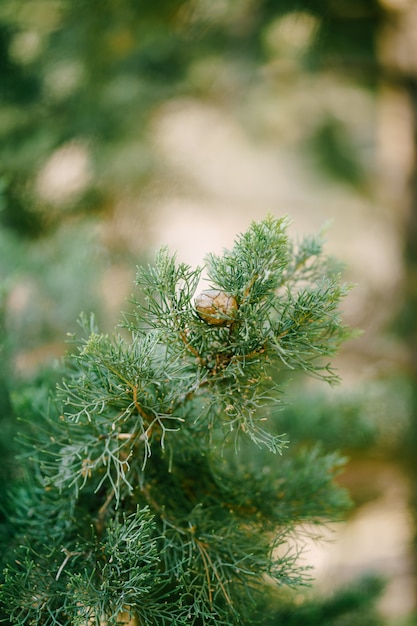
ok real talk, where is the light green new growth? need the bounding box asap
[0,216,353,626]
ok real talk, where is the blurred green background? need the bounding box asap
[1,0,417,623]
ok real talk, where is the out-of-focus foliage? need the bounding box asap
[0,0,388,358]
[0,0,385,233]
[262,575,387,626]
[277,377,412,455]
[0,288,15,508]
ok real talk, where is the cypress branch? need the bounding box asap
[0,216,354,625]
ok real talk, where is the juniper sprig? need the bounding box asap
[0,215,353,626]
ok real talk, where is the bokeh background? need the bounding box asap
[1,0,417,623]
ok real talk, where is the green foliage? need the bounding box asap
[1,217,355,625]
[0,220,113,360]
[277,377,412,457]
[0,0,384,242]
[263,575,387,626]
[308,116,367,187]
[1,507,178,626]
[0,284,17,544]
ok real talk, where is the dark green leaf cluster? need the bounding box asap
[0,217,354,625]
[1,506,182,626]
[262,575,387,626]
